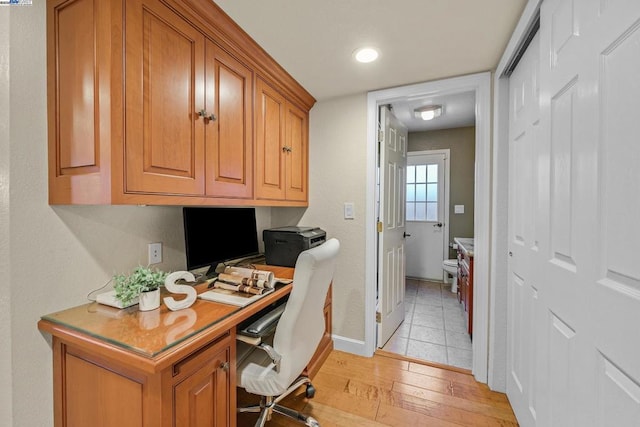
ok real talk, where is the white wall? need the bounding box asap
[0,6,13,425]
[6,4,201,426]
[273,93,369,343]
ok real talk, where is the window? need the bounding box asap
[406,163,438,221]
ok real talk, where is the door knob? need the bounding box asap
[433,222,443,228]
[403,232,411,238]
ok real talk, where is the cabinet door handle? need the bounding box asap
[198,110,217,122]
[219,361,229,372]
[282,146,292,153]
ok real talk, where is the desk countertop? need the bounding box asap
[38,265,293,359]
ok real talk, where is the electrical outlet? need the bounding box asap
[148,242,162,264]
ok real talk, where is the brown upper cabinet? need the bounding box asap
[47,0,314,206]
[255,78,308,202]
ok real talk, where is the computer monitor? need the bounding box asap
[183,207,260,277]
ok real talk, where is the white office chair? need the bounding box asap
[236,238,340,427]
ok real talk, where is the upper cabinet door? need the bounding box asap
[48,0,117,204]
[48,0,313,205]
[204,42,253,199]
[284,101,308,202]
[125,0,206,195]
[255,77,286,200]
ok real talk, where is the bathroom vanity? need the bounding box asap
[455,237,474,337]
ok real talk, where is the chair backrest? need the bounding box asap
[272,238,340,389]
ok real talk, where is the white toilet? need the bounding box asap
[442,259,458,293]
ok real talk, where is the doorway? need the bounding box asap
[405,150,450,282]
[383,136,476,370]
[365,72,492,383]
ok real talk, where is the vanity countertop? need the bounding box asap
[454,237,474,257]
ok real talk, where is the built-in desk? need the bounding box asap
[38,265,333,427]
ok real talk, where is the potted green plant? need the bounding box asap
[114,266,168,311]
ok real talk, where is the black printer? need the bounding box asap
[263,226,327,267]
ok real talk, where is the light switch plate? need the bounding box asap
[454,205,465,214]
[344,202,355,219]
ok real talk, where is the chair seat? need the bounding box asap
[237,343,289,397]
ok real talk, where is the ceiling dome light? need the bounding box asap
[414,105,443,121]
[354,47,379,63]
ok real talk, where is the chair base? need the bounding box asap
[238,376,319,427]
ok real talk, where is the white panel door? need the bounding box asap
[507,31,540,427]
[516,1,640,426]
[405,153,446,280]
[377,105,408,347]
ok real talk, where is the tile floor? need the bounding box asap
[382,277,473,370]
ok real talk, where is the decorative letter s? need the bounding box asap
[163,271,198,311]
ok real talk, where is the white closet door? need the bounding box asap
[530,0,640,425]
[507,31,540,427]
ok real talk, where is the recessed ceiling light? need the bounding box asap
[414,105,443,121]
[353,47,379,63]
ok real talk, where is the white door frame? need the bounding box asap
[366,72,491,383]
[407,149,450,282]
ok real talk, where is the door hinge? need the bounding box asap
[378,130,384,143]
[376,312,381,323]
[377,221,383,233]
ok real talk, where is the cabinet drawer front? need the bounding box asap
[173,330,231,378]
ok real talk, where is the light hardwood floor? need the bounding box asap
[238,350,518,426]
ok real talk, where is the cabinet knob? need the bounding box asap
[282,146,292,153]
[198,110,217,122]
[219,361,229,372]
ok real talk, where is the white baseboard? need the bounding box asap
[332,334,370,357]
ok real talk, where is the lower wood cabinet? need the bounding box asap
[457,250,474,337]
[40,267,332,427]
[305,284,333,378]
[171,333,233,427]
[62,348,147,427]
[50,331,234,427]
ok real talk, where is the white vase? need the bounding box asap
[138,288,161,311]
